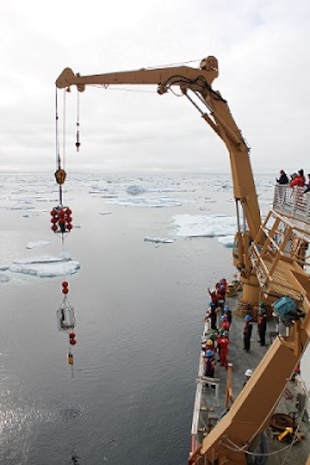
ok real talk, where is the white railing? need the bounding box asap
[273,185,310,224]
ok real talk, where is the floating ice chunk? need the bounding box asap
[0,273,9,283]
[26,240,50,249]
[12,253,71,265]
[144,237,174,244]
[172,214,236,238]
[0,264,10,271]
[126,185,145,195]
[10,259,80,278]
[106,196,182,208]
[9,252,80,278]
[218,235,234,248]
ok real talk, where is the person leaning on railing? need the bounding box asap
[276,169,289,185]
[304,173,310,193]
[289,169,305,188]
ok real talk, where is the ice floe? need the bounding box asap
[26,240,50,249]
[172,214,236,241]
[0,273,9,283]
[144,237,175,244]
[218,235,235,248]
[9,253,80,278]
[126,185,146,195]
[106,196,182,208]
[0,264,10,271]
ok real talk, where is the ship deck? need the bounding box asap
[190,294,310,464]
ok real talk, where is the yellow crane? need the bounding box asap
[56,56,310,464]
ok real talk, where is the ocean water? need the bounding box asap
[0,171,281,465]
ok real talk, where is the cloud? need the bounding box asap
[1,0,310,174]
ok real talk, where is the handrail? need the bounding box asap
[273,185,310,225]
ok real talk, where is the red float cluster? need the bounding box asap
[50,206,73,234]
[62,280,69,294]
[69,331,77,345]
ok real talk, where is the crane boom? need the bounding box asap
[56,56,261,296]
[56,59,218,89]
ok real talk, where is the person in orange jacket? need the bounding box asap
[217,331,229,369]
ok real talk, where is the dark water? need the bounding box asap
[0,172,237,465]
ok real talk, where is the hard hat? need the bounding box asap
[220,315,227,321]
[245,314,252,321]
[224,305,230,311]
[209,333,216,341]
[206,339,213,346]
[206,349,214,357]
[245,369,253,377]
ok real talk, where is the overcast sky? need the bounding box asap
[1,0,310,176]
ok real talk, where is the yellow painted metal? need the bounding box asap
[55,57,310,465]
[56,57,218,91]
[199,331,308,464]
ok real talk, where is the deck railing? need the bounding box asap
[273,184,310,225]
[248,184,310,302]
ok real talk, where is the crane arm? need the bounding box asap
[56,58,218,91]
[198,88,261,239]
[56,56,261,247]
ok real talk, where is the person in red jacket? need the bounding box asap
[290,169,305,188]
[220,314,230,332]
[217,331,229,369]
[208,288,218,306]
[216,282,226,309]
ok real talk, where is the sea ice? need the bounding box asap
[0,273,10,283]
[172,214,236,239]
[9,252,80,278]
[218,236,234,247]
[126,185,146,195]
[0,264,10,271]
[144,237,175,244]
[26,240,50,249]
[106,196,182,208]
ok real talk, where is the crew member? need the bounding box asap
[290,169,305,188]
[243,314,253,352]
[220,314,230,332]
[257,302,267,346]
[217,331,229,369]
[243,368,253,386]
[205,302,218,331]
[276,169,289,185]
[204,349,216,379]
[223,304,232,325]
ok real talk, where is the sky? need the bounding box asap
[1,0,310,175]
